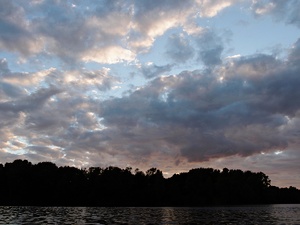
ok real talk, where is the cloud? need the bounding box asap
[1,59,56,93]
[0,86,62,113]
[82,46,135,64]
[126,0,196,52]
[165,33,195,63]
[288,38,300,66]
[251,0,300,28]
[0,0,299,188]
[0,0,239,64]
[138,62,173,79]
[198,0,240,17]
[165,28,227,68]
[5,45,291,167]
[32,0,132,64]
[0,59,120,166]
[0,82,25,99]
[129,0,237,52]
[95,39,300,163]
[26,145,63,159]
[194,29,225,67]
[0,0,43,55]
[60,67,120,92]
[0,0,134,64]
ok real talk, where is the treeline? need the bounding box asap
[0,159,299,206]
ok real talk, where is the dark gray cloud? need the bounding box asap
[0,58,9,74]
[288,38,300,66]
[0,0,42,55]
[165,33,195,63]
[133,0,194,33]
[0,82,25,98]
[0,87,61,113]
[195,29,224,67]
[0,58,35,99]
[25,145,63,159]
[96,39,300,162]
[139,63,173,79]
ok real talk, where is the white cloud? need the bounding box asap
[226,54,241,59]
[82,46,135,64]
[197,0,240,17]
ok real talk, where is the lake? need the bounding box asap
[0,204,299,224]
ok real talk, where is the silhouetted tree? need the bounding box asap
[145,168,165,205]
[0,159,299,206]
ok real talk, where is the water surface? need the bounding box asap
[0,204,299,224]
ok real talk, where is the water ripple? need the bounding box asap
[0,204,299,224]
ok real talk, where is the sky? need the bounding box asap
[0,0,300,188]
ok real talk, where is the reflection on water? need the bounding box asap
[0,204,299,224]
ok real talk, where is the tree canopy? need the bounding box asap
[0,159,299,206]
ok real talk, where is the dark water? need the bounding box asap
[0,204,299,225]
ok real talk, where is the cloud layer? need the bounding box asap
[0,0,300,188]
[99,46,300,161]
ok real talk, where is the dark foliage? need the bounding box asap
[0,160,299,206]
